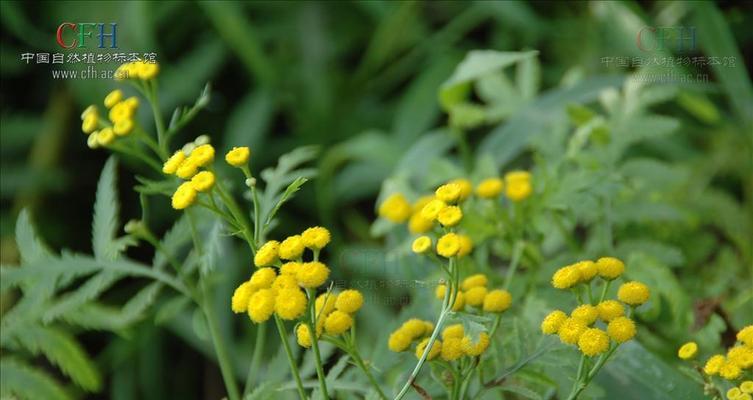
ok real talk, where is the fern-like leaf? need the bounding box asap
[14,209,53,265]
[92,156,121,261]
[0,357,72,400]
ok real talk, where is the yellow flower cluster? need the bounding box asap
[114,61,160,81]
[164,142,219,210]
[542,256,646,357]
[677,341,698,360]
[726,381,753,400]
[81,90,139,148]
[475,171,533,202]
[296,289,364,347]
[701,325,753,382]
[231,267,307,323]
[435,274,512,313]
[387,320,491,362]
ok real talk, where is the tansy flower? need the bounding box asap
[411,236,432,254]
[596,257,624,280]
[617,281,650,306]
[728,345,753,369]
[113,118,133,136]
[296,261,330,288]
[400,319,428,339]
[171,182,197,210]
[412,196,435,213]
[483,289,512,313]
[297,324,314,348]
[378,193,412,223]
[124,96,139,109]
[574,260,598,281]
[114,62,134,80]
[541,310,568,334]
[461,274,488,290]
[324,310,353,335]
[437,206,463,227]
[571,304,598,325]
[436,233,461,258]
[335,289,363,314]
[729,388,743,400]
[442,324,465,340]
[388,330,412,352]
[457,234,473,257]
[578,328,609,356]
[249,267,277,289]
[416,338,441,360]
[315,293,337,317]
[720,361,742,380]
[272,274,298,291]
[464,286,487,307]
[678,342,698,360]
[104,89,123,108]
[408,213,433,234]
[301,226,330,249]
[504,170,532,201]
[97,127,115,146]
[279,235,305,260]
[606,317,636,343]
[162,151,186,174]
[280,261,301,276]
[737,325,753,347]
[247,288,276,323]
[254,240,279,267]
[558,317,588,345]
[87,131,99,149]
[109,101,134,123]
[449,178,472,201]
[596,300,625,322]
[189,144,215,167]
[475,178,503,198]
[704,355,725,375]
[740,381,753,393]
[462,332,490,356]
[435,183,462,203]
[81,105,97,120]
[231,281,254,313]
[175,159,199,179]
[435,284,447,300]
[440,337,464,361]
[225,146,250,167]
[274,288,307,320]
[190,171,215,192]
[137,61,159,80]
[451,291,465,311]
[421,199,447,221]
[552,265,582,289]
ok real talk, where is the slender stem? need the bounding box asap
[214,178,256,252]
[274,316,307,400]
[566,354,588,400]
[251,185,262,243]
[201,282,241,400]
[503,240,525,290]
[599,280,612,303]
[109,142,162,172]
[306,288,330,399]
[147,79,168,155]
[585,283,594,305]
[134,125,165,160]
[244,322,267,395]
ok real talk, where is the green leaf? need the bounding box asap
[121,281,163,323]
[14,209,53,264]
[153,216,191,270]
[92,157,120,261]
[500,385,542,400]
[263,177,308,231]
[200,220,223,276]
[43,271,121,323]
[0,357,72,400]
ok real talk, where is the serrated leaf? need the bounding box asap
[153,216,191,270]
[14,209,53,264]
[0,357,72,400]
[201,220,223,276]
[155,295,191,325]
[325,355,350,383]
[263,177,308,231]
[121,281,163,323]
[92,157,120,261]
[244,381,278,400]
[501,385,542,400]
[43,271,122,323]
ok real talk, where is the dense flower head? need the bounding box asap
[727,345,753,369]
[254,240,279,267]
[301,226,331,250]
[483,289,512,313]
[247,288,276,323]
[440,337,464,361]
[464,286,487,307]
[412,236,432,254]
[617,281,650,306]
[225,146,250,167]
[109,101,135,123]
[737,325,753,347]
[442,324,465,340]
[475,178,503,198]
[388,330,413,352]
[171,182,197,210]
[435,183,462,203]
[571,304,598,325]
[740,380,753,393]
[457,234,473,257]
[335,289,364,314]
[134,61,159,80]
[408,212,433,234]
[249,267,277,289]
[596,257,625,280]
[461,274,488,291]
[449,178,473,201]
[574,260,598,281]
[435,284,447,300]
[558,317,588,345]
[87,132,99,148]
[704,355,726,375]
[416,338,442,360]
[400,319,429,339]
[104,89,123,108]
[437,233,461,258]
[113,118,134,136]
[720,361,742,380]
[412,195,434,214]
[190,171,215,192]
[175,159,199,179]
[462,332,491,356]
[296,324,314,348]
[279,235,305,260]
[231,281,254,314]
[437,206,463,227]
[279,262,300,276]
[97,127,115,146]
[596,300,625,322]
[678,342,698,360]
[541,310,568,334]
[274,288,307,320]
[578,328,610,356]
[271,274,298,291]
[324,310,353,334]
[82,111,99,134]
[504,170,532,201]
[606,317,636,343]
[421,199,447,221]
[552,265,582,289]
[187,144,215,167]
[315,292,337,317]
[379,193,412,223]
[451,291,465,312]
[729,388,743,400]
[296,261,330,288]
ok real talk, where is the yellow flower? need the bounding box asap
[416,338,441,360]
[137,61,159,80]
[124,96,139,109]
[171,182,197,210]
[440,337,464,361]
[504,171,532,201]
[421,199,447,221]
[335,289,363,314]
[728,388,743,400]
[437,206,463,227]
[728,345,753,369]
[541,310,568,334]
[249,267,277,289]
[552,265,581,289]
[190,171,215,192]
[411,236,432,254]
[280,261,301,276]
[189,144,215,167]
[87,131,100,149]
[574,260,598,281]
[558,317,588,345]
[296,261,330,288]
[704,355,725,375]
[475,178,503,198]
[464,286,487,307]
[275,288,307,320]
[617,281,650,306]
[451,291,465,311]
[457,234,473,257]
[315,293,337,317]
[97,127,115,146]
[388,330,412,352]
[302,226,331,250]
[435,284,447,300]
[279,235,305,260]
[272,274,298,291]
[423,321,434,334]
[435,183,461,203]
[462,332,490,356]
[247,288,276,323]
[175,159,199,179]
[297,324,314,348]
[109,101,134,123]
[461,274,488,290]
[225,146,250,167]
[571,304,598,325]
[442,324,465,340]
[113,118,133,136]
[412,195,434,213]
[254,240,280,267]
[720,361,742,380]
[408,213,433,234]
[449,178,472,201]
[596,257,625,280]
[81,105,97,120]
[740,380,753,393]
[114,62,134,80]
[606,317,636,343]
[378,193,412,223]
[436,233,461,258]
[483,289,512,313]
[231,281,254,313]
[401,319,428,339]
[594,301,624,323]
[104,89,123,108]
[737,325,753,347]
[324,310,353,335]
[162,151,186,174]
[578,328,609,356]
[678,342,698,360]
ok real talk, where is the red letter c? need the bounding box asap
[57,23,77,49]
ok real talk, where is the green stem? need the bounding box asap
[244,322,267,395]
[109,142,162,172]
[274,315,307,400]
[566,354,588,400]
[201,283,241,400]
[349,347,388,400]
[503,240,525,290]
[134,125,165,160]
[147,79,168,155]
[306,289,330,399]
[599,280,612,303]
[214,178,256,252]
